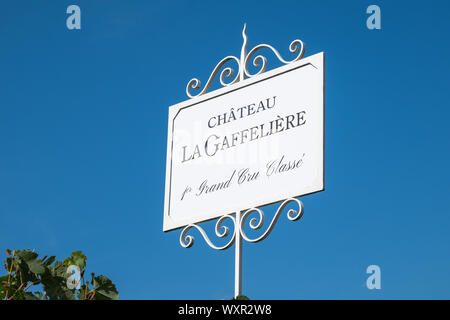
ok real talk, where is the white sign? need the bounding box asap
[164,52,324,231]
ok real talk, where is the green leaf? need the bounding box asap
[42,279,74,300]
[41,262,71,300]
[91,275,118,300]
[64,251,87,270]
[27,259,45,275]
[10,250,40,284]
[15,250,38,263]
[61,287,76,300]
[51,262,68,278]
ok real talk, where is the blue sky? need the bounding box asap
[1,0,450,299]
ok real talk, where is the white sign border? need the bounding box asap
[163,52,325,232]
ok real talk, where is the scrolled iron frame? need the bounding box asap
[180,25,307,250]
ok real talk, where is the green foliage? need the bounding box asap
[1,249,118,300]
[91,274,119,300]
[63,250,87,270]
[0,275,8,299]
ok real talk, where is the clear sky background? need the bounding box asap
[1,0,450,299]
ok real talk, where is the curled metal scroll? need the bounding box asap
[239,198,304,243]
[244,40,305,78]
[186,56,240,98]
[179,214,236,250]
[186,24,306,99]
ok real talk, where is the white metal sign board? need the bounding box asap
[164,52,324,231]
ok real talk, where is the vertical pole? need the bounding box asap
[234,211,242,298]
[234,24,246,299]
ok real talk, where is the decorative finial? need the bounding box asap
[239,24,248,81]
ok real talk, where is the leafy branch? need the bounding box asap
[0,249,118,300]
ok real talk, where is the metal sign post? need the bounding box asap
[180,199,304,298]
[168,24,323,298]
[234,211,242,298]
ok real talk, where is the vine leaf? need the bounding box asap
[63,250,87,270]
[91,274,119,300]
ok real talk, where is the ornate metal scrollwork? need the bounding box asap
[186,56,240,99]
[244,40,305,78]
[179,214,236,250]
[186,24,306,99]
[239,198,304,243]
[180,198,304,250]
